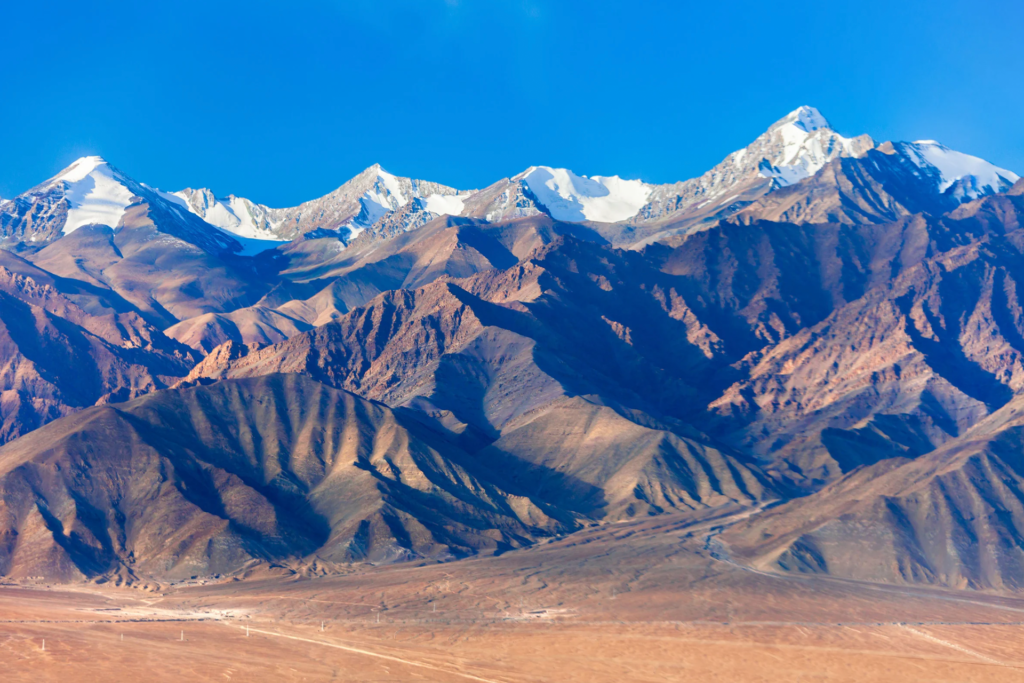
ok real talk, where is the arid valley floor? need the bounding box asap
[4,510,1024,682]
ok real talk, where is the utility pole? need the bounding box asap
[246,625,249,638]
[41,639,45,652]
[180,630,184,642]
[321,621,325,632]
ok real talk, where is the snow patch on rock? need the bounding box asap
[358,169,408,226]
[421,193,466,216]
[521,166,652,223]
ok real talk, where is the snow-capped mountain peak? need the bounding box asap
[631,106,876,234]
[358,166,411,225]
[786,105,830,133]
[51,155,109,183]
[0,156,243,254]
[44,156,138,234]
[345,165,472,239]
[758,106,874,186]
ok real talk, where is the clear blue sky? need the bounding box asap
[2,0,1021,206]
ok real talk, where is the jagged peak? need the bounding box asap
[353,163,392,180]
[49,155,120,185]
[774,106,832,133]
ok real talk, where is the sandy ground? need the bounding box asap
[4,510,1024,682]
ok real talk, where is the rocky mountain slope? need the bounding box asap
[26,205,271,328]
[0,374,773,581]
[721,389,1024,590]
[175,236,780,530]
[164,214,605,352]
[727,141,1018,228]
[136,188,1024,491]
[0,375,560,580]
[0,109,1022,588]
[0,249,195,445]
[174,164,474,242]
[654,188,1024,484]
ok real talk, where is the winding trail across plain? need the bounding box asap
[226,623,511,683]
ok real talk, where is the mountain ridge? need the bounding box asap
[1,108,1023,589]
[6,106,1013,255]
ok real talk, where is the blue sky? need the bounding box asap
[1,0,1021,205]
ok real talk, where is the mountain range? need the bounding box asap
[2,106,1024,591]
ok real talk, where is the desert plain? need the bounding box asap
[3,508,1023,682]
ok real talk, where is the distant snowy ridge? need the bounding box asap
[519,167,652,223]
[343,166,475,239]
[502,107,870,226]
[169,188,285,242]
[3,106,1019,253]
[169,164,476,244]
[899,141,1019,199]
[164,166,473,245]
[636,106,875,226]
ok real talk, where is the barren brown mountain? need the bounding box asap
[0,116,1022,602]
[0,374,579,581]
[0,249,195,445]
[165,214,606,352]
[159,181,1024,593]
[27,204,271,328]
[0,373,778,582]
[721,389,1024,590]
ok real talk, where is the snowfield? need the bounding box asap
[521,166,652,223]
[421,193,467,216]
[904,140,1019,197]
